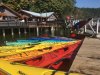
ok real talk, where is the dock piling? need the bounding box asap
[2,29,5,38]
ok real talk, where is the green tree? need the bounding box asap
[77,8,100,19]
[2,0,34,11]
[32,0,76,17]
[2,0,76,18]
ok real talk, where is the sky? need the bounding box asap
[76,0,100,8]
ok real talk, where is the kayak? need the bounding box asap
[27,37,71,41]
[2,38,74,51]
[17,39,40,42]
[2,37,74,51]
[7,37,73,46]
[23,41,81,68]
[0,41,80,61]
[6,41,37,46]
[0,45,31,51]
[0,41,77,57]
[0,60,79,75]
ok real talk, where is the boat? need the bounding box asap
[0,40,77,57]
[0,40,79,61]
[22,41,81,68]
[0,45,31,50]
[1,37,74,53]
[6,41,38,46]
[0,60,79,75]
[7,37,72,46]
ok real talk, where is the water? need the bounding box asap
[0,28,68,45]
[0,33,35,45]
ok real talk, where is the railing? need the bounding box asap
[0,20,65,28]
[0,20,26,27]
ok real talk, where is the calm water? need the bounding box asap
[0,34,28,45]
[0,28,68,45]
[0,30,39,45]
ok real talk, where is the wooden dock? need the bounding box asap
[0,20,66,38]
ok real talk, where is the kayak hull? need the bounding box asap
[0,60,79,75]
[24,41,81,68]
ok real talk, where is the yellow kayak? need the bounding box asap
[0,41,78,57]
[0,45,31,50]
[0,60,79,75]
[0,41,80,62]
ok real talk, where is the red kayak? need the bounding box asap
[22,40,81,68]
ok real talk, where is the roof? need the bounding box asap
[0,4,22,18]
[0,13,6,16]
[20,10,54,18]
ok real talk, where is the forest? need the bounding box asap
[1,0,100,19]
[77,8,100,19]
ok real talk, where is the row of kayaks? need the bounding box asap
[1,37,74,50]
[0,41,79,57]
[0,38,79,57]
[0,37,82,75]
[0,60,79,75]
[5,37,73,46]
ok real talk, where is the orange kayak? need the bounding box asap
[0,41,80,62]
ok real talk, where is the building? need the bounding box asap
[19,10,57,22]
[0,5,65,38]
[19,10,65,37]
[0,4,21,21]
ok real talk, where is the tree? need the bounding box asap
[32,0,76,17]
[77,8,100,19]
[2,0,34,11]
[2,0,76,18]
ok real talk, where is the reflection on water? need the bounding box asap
[0,33,35,45]
[0,27,68,45]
